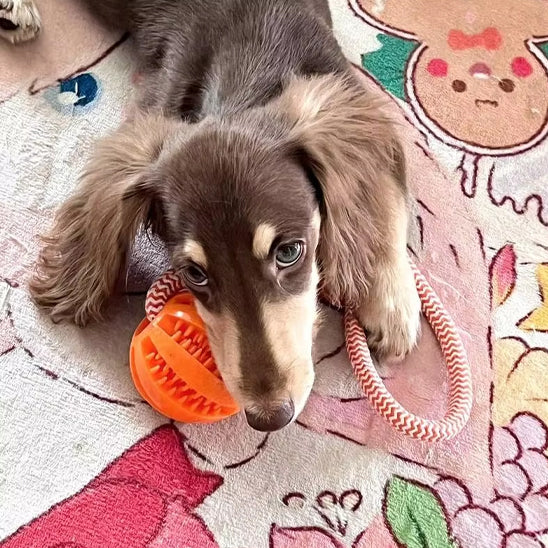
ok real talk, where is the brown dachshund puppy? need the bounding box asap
[1,0,420,431]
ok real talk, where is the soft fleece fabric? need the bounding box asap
[1,1,548,546]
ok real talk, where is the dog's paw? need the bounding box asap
[357,263,421,362]
[0,0,41,44]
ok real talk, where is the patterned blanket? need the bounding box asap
[1,1,547,546]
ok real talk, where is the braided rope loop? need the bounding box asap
[345,260,473,441]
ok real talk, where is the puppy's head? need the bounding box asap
[154,118,322,431]
[34,74,403,431]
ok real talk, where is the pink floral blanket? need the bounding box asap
[1,1,547,546]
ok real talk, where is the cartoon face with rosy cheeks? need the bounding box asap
[354,0,548,154]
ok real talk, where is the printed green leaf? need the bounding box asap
[538,40,548,60]
[383,476,457,548]
[361,34,418,100]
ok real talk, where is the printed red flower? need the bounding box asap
[1,426,221,548]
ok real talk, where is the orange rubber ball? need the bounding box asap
[130,293,239,422]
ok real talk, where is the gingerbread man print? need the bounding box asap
[354,0,548,153]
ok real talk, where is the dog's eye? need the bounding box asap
[275,242,303,268]
[182,264,208,286]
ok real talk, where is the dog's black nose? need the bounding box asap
[245,400,295,432]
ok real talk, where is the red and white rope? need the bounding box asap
[145,270,186,321]
[145,259,473,441]
[345,260,473,441]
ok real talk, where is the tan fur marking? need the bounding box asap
[260,264,319,416]
[195,301,242,398]
[182,239,208,268]
[252,223,276,260]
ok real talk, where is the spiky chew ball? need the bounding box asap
[130,293,239,422]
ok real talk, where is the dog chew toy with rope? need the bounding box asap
[130,258,473,441]
[130,273,239,423]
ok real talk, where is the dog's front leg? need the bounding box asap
[356,200,421,361]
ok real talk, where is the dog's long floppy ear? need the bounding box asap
[29,113,181,326]
[276,74,407,308]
